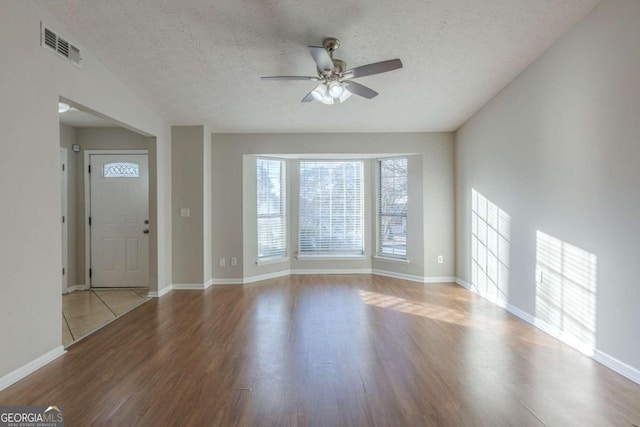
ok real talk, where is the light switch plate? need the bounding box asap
[180,208,190,218]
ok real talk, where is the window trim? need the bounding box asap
[376,156,408,260]
[373,255,410,264]
[296,254,368,261]
[256,256,290,266]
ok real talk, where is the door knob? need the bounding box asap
[143,229,149,234]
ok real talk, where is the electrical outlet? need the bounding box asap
[437,255,443,264]
[219,257,225,267]
[231,257,237,266]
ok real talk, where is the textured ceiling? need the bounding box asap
[37,0,600,133]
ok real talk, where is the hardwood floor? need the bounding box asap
[2,275,639,426]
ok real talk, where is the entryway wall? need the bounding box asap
[59,125,151,290]
[60,125,78,290]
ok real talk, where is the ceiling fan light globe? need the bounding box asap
[58,102,71,113]
[328,81,344,98]
[311,85,325,101]
[320,94,334,105]
[338,89,352,103]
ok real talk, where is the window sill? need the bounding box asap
[256,257,289,266]
[296,255,368,261]
[374,256,410,264]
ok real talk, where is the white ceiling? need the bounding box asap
[38,0,600,133]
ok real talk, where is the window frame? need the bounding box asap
[297,159,365,257]
[256,157,287,262]
[376,156,408,261]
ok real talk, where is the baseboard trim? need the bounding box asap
[455,277,472,290]
[372,270,456,284]
[210,278,243,285]
[148,285,172,298]
[372,269,424,283]
[593,350,640,385]
[210,269,374,285]
[204,278,214,289]
[209,270,454,285]
[158,285,173,297]
[172,283,207,290]
[455,277,640,385]
[290,268,373,275]
[503,301,535,324]
[243,270,291,284]
[65,285,90,294]
[423,276,457,284]
[456,278,511,309]
[0,346,65,391]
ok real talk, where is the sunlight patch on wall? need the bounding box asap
[535,231,597,355]
[471,189,511,305]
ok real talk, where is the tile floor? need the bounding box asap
[62,288,149,346]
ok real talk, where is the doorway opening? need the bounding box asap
[58,98,157,346]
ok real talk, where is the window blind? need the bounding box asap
[377,158,408,258]
[299,160,364,255]
[257,158,286,259]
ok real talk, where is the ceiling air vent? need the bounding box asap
[44,27,57,50]
[57,37,70,57]
[41,23,82,66]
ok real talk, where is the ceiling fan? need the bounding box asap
[261,37,403,105]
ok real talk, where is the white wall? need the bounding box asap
[0,0,171,381]
[456,0,640,374]
[203,128,213,283]
[213,133,455,282]
[171,126,210,286]
[168,125,213,288]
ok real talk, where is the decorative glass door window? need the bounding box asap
[102,162,140,178]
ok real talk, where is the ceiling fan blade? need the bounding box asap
[261,76,319,81]
[346,59,403,79]
[301,90,316,103]
[343,81,378,99]
[308,46,334,73]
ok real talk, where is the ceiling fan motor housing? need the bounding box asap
[322,37,340,52]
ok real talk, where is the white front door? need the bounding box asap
[90,153,149,287]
